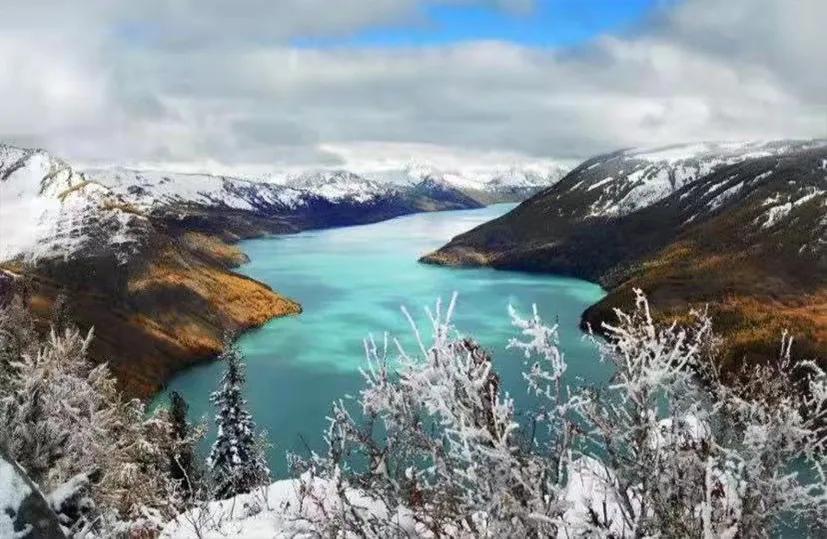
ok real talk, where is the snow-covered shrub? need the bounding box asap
[0,299,200,537]
[708,333,827,535]
[291,295,573,537]
[293,291,826,538]
[0,296,37,385]
[569,292,727,536]
[572,292,827,537]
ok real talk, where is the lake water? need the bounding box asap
[157,204,608,478]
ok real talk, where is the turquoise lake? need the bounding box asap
[158,203,608,478]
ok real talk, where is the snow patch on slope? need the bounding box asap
[574,140,823,219]
[0,147,146,263]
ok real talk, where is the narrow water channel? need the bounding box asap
[157,204,608,478]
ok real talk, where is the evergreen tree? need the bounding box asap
[50,291,72,334]
[168,391,202,496]
[0,296,37,385]
[206,338,269,500]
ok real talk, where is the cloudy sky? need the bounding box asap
[0,0,824,172]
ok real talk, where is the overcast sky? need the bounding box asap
[0,0,824,172]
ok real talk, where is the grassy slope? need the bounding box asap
[2,230,300,399]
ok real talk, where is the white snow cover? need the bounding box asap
[84,167,305,213]
[0,146,146,263]
[625,141,785,164]
[359,160,568,193]
[707,183,742,210]
[263,159,568,197]
[1,143,566,263]
[756,187,827,229]
[582,141,822,218]
[0,458,32,538]
[161,475,417,538]
[282,170,389,203]
[558,456,638,538]
[161,462,642,539]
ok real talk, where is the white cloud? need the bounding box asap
[0,0,822,171]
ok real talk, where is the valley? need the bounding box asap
[0,144,566,398]
[156,204,607,477]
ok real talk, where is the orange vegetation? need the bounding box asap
[3,232,300,399]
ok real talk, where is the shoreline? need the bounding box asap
[421,245,827,375]
[4,203,513,401]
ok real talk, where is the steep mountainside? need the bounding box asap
[360,161,569,203]
[423,140,827,372]
[0,145,496,398]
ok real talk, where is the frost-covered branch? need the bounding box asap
[296,290,826,538]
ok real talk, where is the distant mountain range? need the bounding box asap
[0,144,565,397]
[423,140,827,372]
[0,145,567,264]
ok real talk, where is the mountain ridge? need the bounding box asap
[422,139,827,372]
[0,143,561,398]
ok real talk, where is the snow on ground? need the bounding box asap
[624,140,815,164]
[0,457,32,537]
[707,183,743,210]
[161,475,418,539]
[628,142,724,163]
[757,187,827,230]
[161,460,647,539]
[160,479,305,538]
[558,456,638,538]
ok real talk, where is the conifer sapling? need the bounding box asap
[206,336,270,500]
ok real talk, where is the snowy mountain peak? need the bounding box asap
[0,145,148,263]
[558,139,827,219]
[0,143,567,264]
[283,169,389,203]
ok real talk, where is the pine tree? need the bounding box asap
[206,338,270,500]
[50,291,72,334]
[167,391,202,497]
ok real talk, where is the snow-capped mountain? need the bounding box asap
[3,145,531,264]
[359,160,569,202]
[423,139,827,369]
[546,140,823,219]
[281,170,389,203]
[0,146,150,263]
[425,139,827,270]
[83,167,305,214]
